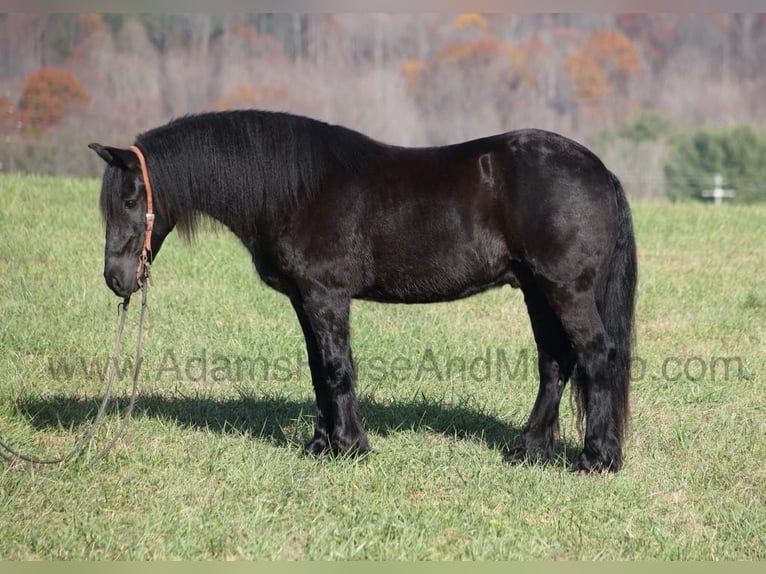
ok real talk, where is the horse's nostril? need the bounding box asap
[109,274,122,291]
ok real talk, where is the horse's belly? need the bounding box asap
[356,277,511,304]
[357,246,517,304]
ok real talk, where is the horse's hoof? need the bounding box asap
[570,449,622,474]
[503,434,554,465]
[304,436,331,458]
[503,443,527,464]
[330,432,370,459]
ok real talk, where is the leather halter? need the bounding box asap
[128,145,155,286]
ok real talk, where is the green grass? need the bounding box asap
[1,172,764,559]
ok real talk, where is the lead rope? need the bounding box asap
[0,282,147,467]
[0,144,155,468]
[90,277,148,463]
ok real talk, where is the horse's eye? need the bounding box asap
[125,199,137,209]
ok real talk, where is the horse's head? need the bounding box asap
[89,143,170,298]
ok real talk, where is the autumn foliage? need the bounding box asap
[565,52,610,105]
[18,67,90,134]
[404,15,539,104]
[454,13,490,33]
[584,31,641,88]
[566,30,641,107]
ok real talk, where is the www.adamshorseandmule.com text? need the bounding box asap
[40,347,747,388]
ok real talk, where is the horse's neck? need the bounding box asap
[187,180,256,239]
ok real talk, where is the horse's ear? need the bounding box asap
[88,143,138,171]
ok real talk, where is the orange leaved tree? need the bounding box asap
[583,30,641,93]
[18,67,90,135]
[565,30,641,108]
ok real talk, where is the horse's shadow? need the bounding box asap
[10,391,580,463]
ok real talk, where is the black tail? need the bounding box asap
[571,172,637,444]
[602,172,637,441]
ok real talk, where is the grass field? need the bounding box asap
[0,172,764,559]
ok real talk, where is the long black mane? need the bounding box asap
[125,110,386,239]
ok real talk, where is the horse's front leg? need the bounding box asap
[290,298,332,455]
[291,292,369,456]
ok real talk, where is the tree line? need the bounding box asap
[0,13,764,201]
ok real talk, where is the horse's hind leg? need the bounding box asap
[548,289,623,472]
[506,284,575,465]
[290,292,369,456]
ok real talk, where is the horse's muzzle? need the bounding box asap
[104,267,138,298]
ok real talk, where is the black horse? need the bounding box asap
[90,110,636,472]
